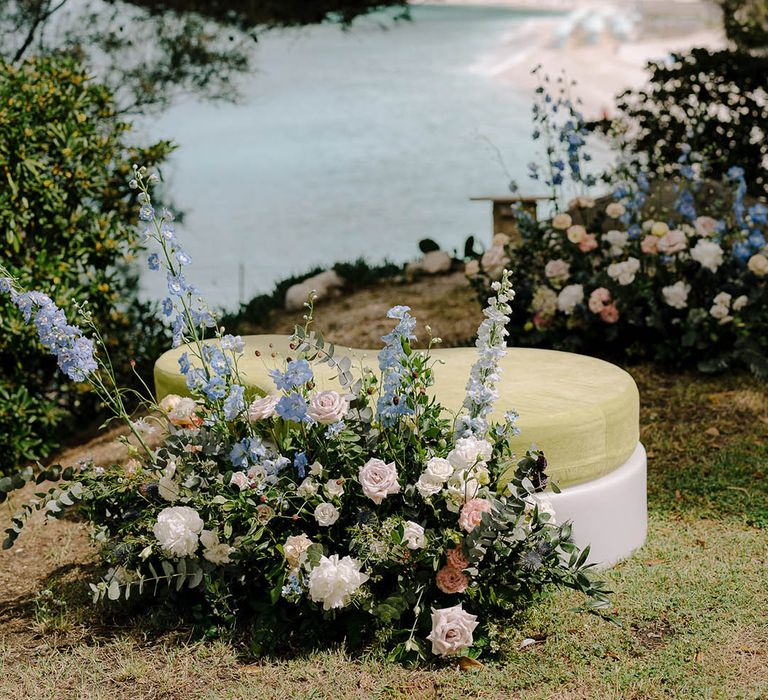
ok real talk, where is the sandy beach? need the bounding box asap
[435,0,725,117]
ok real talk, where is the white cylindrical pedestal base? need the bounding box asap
[550,443,647,568]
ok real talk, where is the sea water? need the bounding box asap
[141,5,566,310]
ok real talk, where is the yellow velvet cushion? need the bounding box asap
[154,335,639,489]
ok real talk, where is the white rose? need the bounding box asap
[297,477,319,499]
[480,245,510,280]
[248,394,280,422]
[313,502,339,527]
[662,281,691,309]
[657,229,687,255]
[694,216,718,237]
[358,458,400,504]
[551,212,572,230]
[544,259,570,283]
[200,529,234,565]
[557,284,584,315]
[309,461,324,477]
[153,506,204,558]
[748,253,768,277]
[733,295,748,312]
[690,239,724,272]
[607,257,640,286]
[713,292,732,307]
[604,229,629,256]
[230,471,250,491]
[416,473,444,498]
[447,436,492,471]
[308,554,369,610]
[427,604,479,656]
[400,521,426,550]
[710,303,730,321]
[307,391,349,424]
[605,202,625,218]
[325,478,344,499]
[425,457,453,482]
[284,533,313,569]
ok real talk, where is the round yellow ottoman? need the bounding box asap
[154,335,647,565]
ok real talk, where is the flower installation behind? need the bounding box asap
[468,75,768,376]
[0,167,610,662]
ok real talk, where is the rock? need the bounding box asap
[285,270,344,311]
[421,250,452,275]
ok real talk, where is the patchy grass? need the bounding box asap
[1,281,767,698]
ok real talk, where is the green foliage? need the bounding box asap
[597,48,768,196]
[718,0,768,51]
[0,55,173,474]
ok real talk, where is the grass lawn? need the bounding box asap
[1,331,766,698]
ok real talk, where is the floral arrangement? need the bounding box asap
[467,76,768,376]
[0,166,609,661]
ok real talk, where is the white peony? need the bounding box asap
[480,244,511,280]
[307,391,349,425]
[606,257,640,286]
[314,502,340,527]
[153,506,204,558]
[427,604,479,656]
[248,394,280,422]
[200,529,234,565]
[447,436,492,471]
[662,281,691,309]
[358,458,400,504]
[230,471,250,491]
[604,229,629,256]
[402,521,426,550]
[416,473,444,498]
[557,284,584,315]
[308,554,368,610]
[425,457,453,481]
[690,239,724,272]
[283,533,313,569]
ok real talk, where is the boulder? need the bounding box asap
[285,270,344,311]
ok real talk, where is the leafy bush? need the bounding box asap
[0,55,174,474]
[598,48,768,198]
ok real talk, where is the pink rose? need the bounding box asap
[458,498,492,533]
[640,234,658,255]
[588,287,611,314]
[358,458,400,504]
[657,229,687,254]
[436,565,469,594]
[566,224,587,244]
[694,216,718,237]
[446,546,468,571]
[600,303,620,324]
[307,390,349,424]
[480,245,511,280]
[544,259,570,282]
[248,394,279,422]
[578,233,598,253]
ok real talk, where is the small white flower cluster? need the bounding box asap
[416,436,492,512]
[709,291,748,324]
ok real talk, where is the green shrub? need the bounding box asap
[0,55,174,474]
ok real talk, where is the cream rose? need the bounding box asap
[732,295,748,312]
[544,259,570,283]
[606,257,640,286]
[425,457,453,481]
[604,229,629,256]
[284,533,313,569]
[662,281,691,309]
[358,458,400,504]
[690,239,724,272]
[325,478,344,499]
[651,221,669,238]
[427,604,479,656]
[307,391,349,425]
[566,224,587,244]
[153,506,203,558]
[402,521,426,550]
[308,554,368,610]
[480,245,511,280]
[552,212,572,230]
[416,473,444,498]
[748,253,768,277]
[605,202,625,218]
[248,394,280,422]
[694,216,718,237]
[657,229,687,254]
[313,502,339,527]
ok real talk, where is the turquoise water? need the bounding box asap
[142,5,559,309]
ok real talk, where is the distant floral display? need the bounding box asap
[0,167,609,662]
[467,76,768,376]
